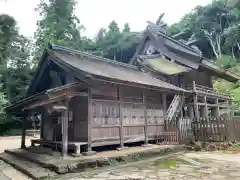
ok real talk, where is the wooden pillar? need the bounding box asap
[61,110,68,157]
[188,105,194,118]
[162,93,167,129]
[225,100,230,141]
[119,87,124,148]
[40,109,44,140]
[203,96,208,118]
[192,81,199,122]
[215,98,220,118]
[21,115,26,148]
[143,91,148,145]
[88,88,93,152]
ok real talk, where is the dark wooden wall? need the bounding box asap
[70,96,89,142]
[42,109,53,141]
[89,84,165,147]
[183,71,212,88]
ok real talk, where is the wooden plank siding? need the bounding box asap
[89,84,165,147]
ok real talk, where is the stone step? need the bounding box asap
[5,149,69,174]
[0,153,57,180]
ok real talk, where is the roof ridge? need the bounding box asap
[49,44,139,70]
[147,27,202,56]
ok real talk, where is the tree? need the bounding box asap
[0,14,32,102]
[34,0,84,63]
[93,21,140,62]
[123,23,130,32]
[168,0,240,60]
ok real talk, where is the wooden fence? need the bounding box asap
[160,116,240,144]
[228,116,240,141]
[192,117,227,142]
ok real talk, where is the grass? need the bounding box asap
[153,157,191,169]
[224,147,240,153]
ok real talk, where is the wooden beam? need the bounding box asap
[194,91,230,100]
[119,87,124,148]
[52,105,67,111]
[88,88,93,152]
[23,93,66,110]
[61,110,69,157]
[143,91,148,145]
[91,78,187,94]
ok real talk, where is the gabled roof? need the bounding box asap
[131,27,240,83]
[131,29,202,69]
[26,44,188,97]
[48,44,187,93]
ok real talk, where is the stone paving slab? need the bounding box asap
[56,151,240,180]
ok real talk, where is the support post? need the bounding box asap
[21,115,26,148]
[225,100,229,141]
[119,87,124,148]
[88,88,92,152]
[188,105,194,118]
[215,98,220,118]
[143,91,148,145]
[203,96,208,119]
[40,109,44,140]
[61,110,68,157]
[162,93,167,129]
[192,81,199,141]
[192,81,199,122]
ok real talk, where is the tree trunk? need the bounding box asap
[232,46,236,60]
[209,39,219,59]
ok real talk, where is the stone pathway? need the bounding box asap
[58,151,240,180]
[2,151,240,179]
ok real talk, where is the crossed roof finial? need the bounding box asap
[156,13,165,25]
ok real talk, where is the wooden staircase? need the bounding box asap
[167,95,184,122]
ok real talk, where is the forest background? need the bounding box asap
[0,0,239,134]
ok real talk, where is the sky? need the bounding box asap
[0,0,212,38]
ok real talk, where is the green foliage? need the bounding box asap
[216,55,236,69]
[94,21,140,62]
[123,23,130,32]
[168,0,240,59]
[168,0,240,109]
[214,58,240,110]
[34,0,85,63]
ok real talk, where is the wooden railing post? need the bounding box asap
[88,88,93,152]
[119,87,124,148]
[143,91,148,145]
[61,110,68,157]
[192,81,199,123]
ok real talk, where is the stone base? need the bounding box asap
[82,151,97,156]
[72,153,83,157]
[2,145,185,176]
[117,146,129,151]
[142,143,154,147]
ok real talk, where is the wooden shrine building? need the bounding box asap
[6,17,240,157]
